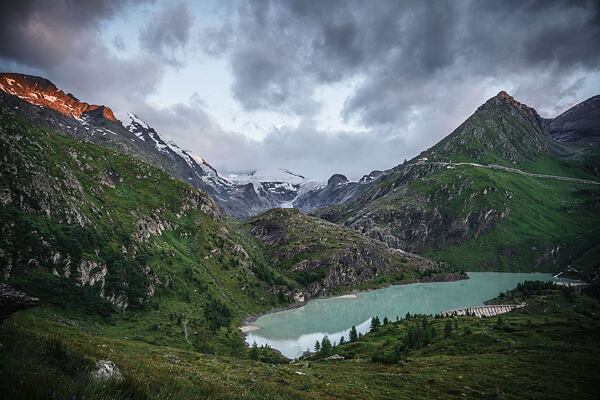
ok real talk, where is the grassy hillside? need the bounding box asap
[0,105,292,354]
[2,282,598,399]
[318,163,600,273]
[424,91,550,166]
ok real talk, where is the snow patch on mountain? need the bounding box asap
[124,113,230,188]
[226,168,325,208]
[226,168,306,185]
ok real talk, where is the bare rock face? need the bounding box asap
[359,170,383,183]
[327,174,349,186]
[76,260,108,293]
[104,293,129,311]
[0,283,39,322]
[133,213,177,242]
[0,73,117,122]
[546,95,600,144]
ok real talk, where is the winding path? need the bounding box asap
[416,161,600,185]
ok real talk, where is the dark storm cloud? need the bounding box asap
[0,0,163,110]
[209,0,600,125]
[139,1,193,66]
[0,0,133,67]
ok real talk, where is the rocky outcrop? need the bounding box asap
[295,246,431,299]
[248,208,436,299]
[0,283,39,322]
[76,260,108,292]
[104,293,129,311]
[359,170,383,183]
[133,213,177,242]
[0,73,117,122]
[327,174,349,186]
[92,360,121,381]
[295,176,365,213]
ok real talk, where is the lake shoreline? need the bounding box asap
[240,272,562,359]
[239,272,468,338]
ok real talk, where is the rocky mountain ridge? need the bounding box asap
[0,73,320,219]
[0,73,117,122]
[247,208,438,299]
[311,92,600,272]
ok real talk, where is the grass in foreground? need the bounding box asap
[1,283,599,399]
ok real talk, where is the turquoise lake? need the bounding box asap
[244,272,565,359]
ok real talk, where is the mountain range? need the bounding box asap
[0,72,414,219]
[2,72,599,277]
[1,71,599,399]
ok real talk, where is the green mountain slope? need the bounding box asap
[316,92,600,273]
[0,104,294,353]
[246,209,444,299]
[425,91,551,166]
[0,101,447,354]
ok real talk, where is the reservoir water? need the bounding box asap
[244,272,565,359]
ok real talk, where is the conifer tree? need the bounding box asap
[349,325,358,342]
[444,320,453,338]
[314,340,321,352]
[250,341,259,360]
[370,316,381,331]
[339,335,346,345]
[321,336,333,356]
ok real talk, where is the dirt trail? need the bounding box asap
[417,161,600,185]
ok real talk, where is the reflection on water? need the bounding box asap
[245,272,564,359]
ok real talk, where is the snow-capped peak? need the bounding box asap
[126,113,150,130]
[225,168,308,185]
[122,112,229,187]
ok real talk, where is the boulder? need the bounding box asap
[92,360,122,381]
[0,283,39,322]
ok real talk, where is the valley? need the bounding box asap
[0,72,599,399]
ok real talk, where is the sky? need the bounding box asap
[1,0,599,180]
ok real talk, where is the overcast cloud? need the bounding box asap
[1,0,599,179]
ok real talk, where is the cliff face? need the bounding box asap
[313,167,505,257]
[0,73,117,122]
